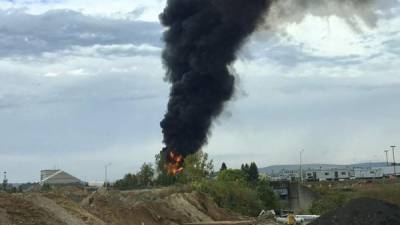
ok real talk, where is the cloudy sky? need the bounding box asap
[1,0,399,183]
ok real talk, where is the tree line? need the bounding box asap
[112,151,278,216]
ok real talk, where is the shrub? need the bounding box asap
[197,179,263,216]
[309,186,347,215]
[256,178,279,210]
[196,169,278,216]
[113,173,139,190]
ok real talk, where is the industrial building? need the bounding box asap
[269,169,300,182]
[304,167,386,181]
[268,166,394,182]
[374,165,400,177]
[353,168,384,179]
[40,170,84,186]
[304,168,351,181]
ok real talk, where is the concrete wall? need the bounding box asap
[288,182,316,213]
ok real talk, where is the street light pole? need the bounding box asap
[2,172,7,190]
[104,163,112,186]
[299,150,304,183]
[384,150,390,166]
[391,146,396,176]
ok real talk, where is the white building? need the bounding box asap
[267,166,393,182]
[374,166,400,177]
[40,170,84,186]
[269,169,300,181]
[304,167,385,181]
[353,168,384,179]
[305,169,351,181]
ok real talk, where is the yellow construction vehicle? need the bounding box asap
[287,212,296,225]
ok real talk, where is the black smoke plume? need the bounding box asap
[159,0,270,160]
[159,0,382,165]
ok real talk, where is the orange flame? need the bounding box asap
[166,150,184,175]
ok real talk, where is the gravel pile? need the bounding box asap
[310,197,400,225]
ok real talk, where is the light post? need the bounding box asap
[299,149,304,183]
[104,163,112,186]
[2,171,7,190]
[384,150,390,166]
[391,146,396,176]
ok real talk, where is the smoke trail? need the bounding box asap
[159,0,270,159]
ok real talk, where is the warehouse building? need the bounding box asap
[305,168,351,181]
[304,167,384,181]
[40,170,84,186]
[269,167,388,182]
[353,168,384,179]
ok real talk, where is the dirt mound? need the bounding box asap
[0,188,240,225]
[310,197,400,225]
[0,193,67,225]
[83,188,241,225]
[43,192,106,225]
[25,193,91,225]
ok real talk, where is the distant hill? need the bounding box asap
[259,162,387,174]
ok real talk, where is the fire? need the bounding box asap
[166,150,184,175]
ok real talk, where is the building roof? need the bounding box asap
[40,170,82,185]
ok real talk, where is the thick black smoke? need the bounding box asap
[159,0,270,159]
[159,0,382,163]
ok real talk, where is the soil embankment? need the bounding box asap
[0,187,240,225]
[0,193,67,225]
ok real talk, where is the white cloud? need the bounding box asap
[0,0,165,21]
[283,15,374,57]
[0,9,162,57]
[206,75,400,167]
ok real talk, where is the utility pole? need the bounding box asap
[384,150,390,166]
[391,146,396,176]
[2,172,8,190]
[104,163,111,187]
[299,149,304,183]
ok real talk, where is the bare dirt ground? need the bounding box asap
[0,187,243,225]
[82,188,241,225]
[310,197,400,225]
[0,193,67,225]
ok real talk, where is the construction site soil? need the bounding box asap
[0,187,244,225]
[310,197,400,225]
[5,187,397,225]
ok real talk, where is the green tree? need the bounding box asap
[198,179,263,216]
[178,151,214,184]
[113,173,139,190]
[218,169,248,184]
[256,178,278,209]
[248,162,259,183]
[240,162,259,183]
[220,162,227,172]
[138,163,154,187]
[241,163,250,175]
[154,153,177,186]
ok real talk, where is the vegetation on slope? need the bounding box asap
[309,179,400,215]
[112,151,279,216]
